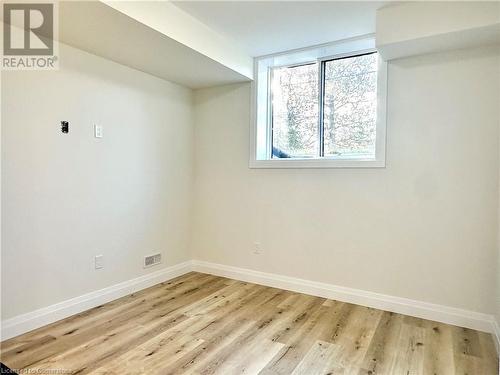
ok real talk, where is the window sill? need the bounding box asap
[249,158,386,169]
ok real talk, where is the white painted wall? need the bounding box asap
[497,244,500,327]
[1,38,499,334]
[1,43,193,319]
[497,70,500,337]
[192,45,500,315]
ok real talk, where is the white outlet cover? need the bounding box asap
[253,242,261,254]
[94,124,103,138]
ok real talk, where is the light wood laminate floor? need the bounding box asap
[1,272,498,374]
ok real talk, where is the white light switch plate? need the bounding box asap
[95,255,103,269]
[94,124,103,138]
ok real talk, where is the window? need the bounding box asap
[250,36,387,168]
[271,62,319,158]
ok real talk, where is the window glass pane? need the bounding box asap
[323,53,377,158]
[271,63,319,158]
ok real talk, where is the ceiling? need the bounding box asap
[172,1,389,57]
[57,1,251,89]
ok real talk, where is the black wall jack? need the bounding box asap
[61,121,69,133]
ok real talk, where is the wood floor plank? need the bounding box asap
[478,331,499,374]
[290,340,338,375]
[421,322,455,375]
[388,322,426,375]
[327,305,384,369]
[210,338,284,375]
[452,326,496,375]
[1,272,498,375]
[260,302,344,374]
[357,311,403,375]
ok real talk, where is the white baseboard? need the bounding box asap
[192,260,497,335]
[0,261,192,341]
[2,258,498,349]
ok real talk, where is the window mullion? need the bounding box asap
[318,61,326,158]
[268,67,274,159]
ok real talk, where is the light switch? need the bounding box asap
[95,255,103,269]
[94,124,103,138]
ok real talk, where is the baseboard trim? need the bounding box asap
[1,261,192,341]
[192,260,496,335]
[2,259,497,345]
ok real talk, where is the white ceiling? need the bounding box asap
[58,1,251,89]
[172,1,389,57]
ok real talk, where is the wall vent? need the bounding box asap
[144,253,162,268]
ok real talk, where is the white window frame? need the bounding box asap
[249,34,387,169]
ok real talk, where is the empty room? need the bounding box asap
[1,0,499,374]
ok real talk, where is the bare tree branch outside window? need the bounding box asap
[324,53,377,157]
[271,63,319,158]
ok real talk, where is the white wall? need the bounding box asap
[1,43,193,319]
[497,244,500,326]
[2,40,499,330]
[496,40,500,331]
[192,46,500,315]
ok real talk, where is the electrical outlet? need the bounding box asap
[94,124,103,138]
[95,255,103,269]
[253,242,262,255]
